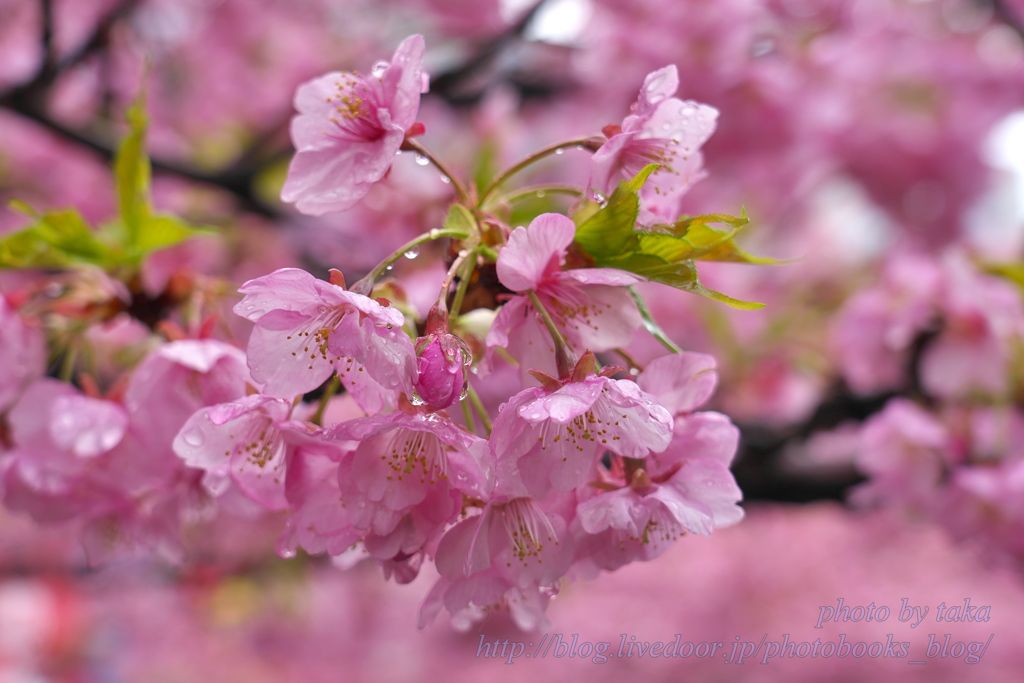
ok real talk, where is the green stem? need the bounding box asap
[526,289,575,378]
[352,227,468,295]
[628,285,682,354]
[401,138,472,206]
[615,347,644,372]
[310,375,341,426]
[461,395,477,434]
[466,384,492,435]
[449,254,476,320]
[479,137,594,208]
[58,340,79,383]
[500,184,585,205]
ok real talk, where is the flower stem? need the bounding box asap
[461,394,477,434]
[526,289,576,378]
[500,184,585,205]
[479,137,595,208]
[449,254,476,320]
[466,384,492,435]
[628,285,683,354]
[400,138,472,205]
[310,375,341,426]
[351,227,469,295]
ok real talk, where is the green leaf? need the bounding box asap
[984,262,1024,291]
[114,91,152,247]
[570,170,767,310]
[135,216,210,254]
[573,164,658,259]
[0,207,113,269]
[679,281,765,310]
[442,204,477,239]
[664,212,782,264]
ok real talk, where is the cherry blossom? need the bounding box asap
[487,213,642,379]
[587,65,717,224]
[233,267,416,409]
[280,34,428,215]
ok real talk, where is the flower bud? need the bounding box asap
[412,333,471,409]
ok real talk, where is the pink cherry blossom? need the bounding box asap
[324,410,492,572]
[919,252,1024,401]
[233,267,416,410]
[280,35,429,215]
[422,496,575,631]
[277,428,358,558]
[487,213,642,379]
[851,398,952,513]
[831,253,942,394]
[587,65,718,224]
[124,339,252,463]
[491,370,673,498]
[574,353,743,571]
[173,394,296,510]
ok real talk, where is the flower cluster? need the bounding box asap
[0,33,753,631]
[831,250,1024,569]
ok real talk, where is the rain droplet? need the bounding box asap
[385,265,393,271]
[536,191,546,198]
[279,548,297,559]
[404,248,420,259]
[629,367,640,377]
[540,584,560,599]
[410,392,426,406]
[439,175,451,184]
[554,149,565,155]
[459,386,469,401]
[371,61,389,78]
[414,154,430,166]
[182,428,206,447]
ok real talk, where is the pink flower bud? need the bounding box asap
[412,334,470,409]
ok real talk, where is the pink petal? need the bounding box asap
[496,213,575,292]
[637,352,718,414]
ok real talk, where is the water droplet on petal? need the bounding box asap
[371,60,389,78]
[459,386,469,401]
[404,248,420,259]
[279,548,297,559]
[410,392,426,406]
[439,175,451,184]
[554,149,565,155]
[385,265,393,271]
[414,153,430,166]
[540,583,560,598]
[182,428,206,447]
[536,191,546,198]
